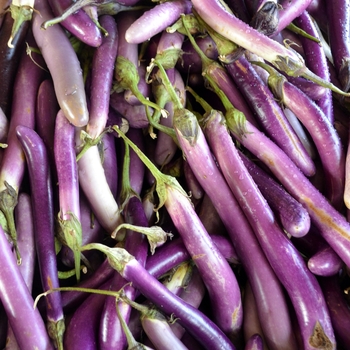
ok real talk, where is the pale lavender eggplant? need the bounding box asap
[140,308,189,350]
[174,111,296,350]
[87,15,118,139]
[125,0,192,44]
[307,246,344,277]
[225,55,315,177]
[88,245,236,350]
[16,125,65,348]
[0,224,53,350]
[0,12,29,115]
[239,153,311,238]
[32,0,89,127]
[325,0,350,92]
[5,193,36,350]
[46,0,102,47]
[76,136,123,234]
[204,110,335,350]
[245,334,264,350]
[0,39,44,262]
[319,275,350,349]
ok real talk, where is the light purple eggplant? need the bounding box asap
[87,15,119,140]
[264,65,345,210]
[0,224,53,350]
[16,125,65,349]
[275,0,313,34]
[0,37,45,263]
[239,153,311,238]
[32,0,89,127]
[54,110,82,282]
[5,193,36,350]
[125,0,192,44]
[204,110,336,350]
[307,246,344,277]
[173,107,296,350]
[82,244,236,350]
[45,0,102,47]
[0,108,8,143]
[191,0,349,96]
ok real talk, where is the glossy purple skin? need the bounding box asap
[47,0,102,47]
[275,0,313,33]
[6,193,36,349]
[319,275,350,349]
[325,0,350,91]
[240,153,311,238]
[231,106,350,270]
[308,246,344,277]
[279,78,345,210]
[32,0,89,127]
[0,225,53,350]
[175,112,296,350]
[205,111,335,350]
[87,15,118,139]
[121,257,236,350]
[16,125,64,326]
[125,0,192,44]
[0,12,29,115]
[294,11,333,122]
[54,110,80,220]
[0,40,45,194]
[225,56,315,177]
[165,185,242,343]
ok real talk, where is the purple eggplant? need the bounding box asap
[16,125,65,349]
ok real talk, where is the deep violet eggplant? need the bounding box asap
[16,125,65,349]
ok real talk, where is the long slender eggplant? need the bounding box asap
[16,125,65,349]
[0,224,53,350]
[204,110,335,350]
[82,243,236,350]
[32,0,89,127]
[0,36,45,263]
